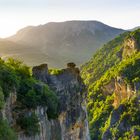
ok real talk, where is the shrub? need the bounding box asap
[0,61,19,98]
[0,119,17,140]
[0,87,4,109]
[17,113,39,136]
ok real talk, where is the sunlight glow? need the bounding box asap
[0,0,140,37]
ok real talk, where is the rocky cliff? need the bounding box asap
[0,62,89,140]
[31,63,89,140]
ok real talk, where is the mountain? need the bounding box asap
[81,29,140,139]
[0,40,44,65]
[130,26,140,31]
[3,20,125,68]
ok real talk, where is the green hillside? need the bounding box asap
[0,58,58,139]
[81,29,140,139]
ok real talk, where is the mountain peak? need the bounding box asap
[2,20,125,67]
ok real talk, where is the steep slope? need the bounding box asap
[4,20,124,67]
[81,29,140,139]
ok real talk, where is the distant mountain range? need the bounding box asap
[0,20,125,67]
[130,26,140,31]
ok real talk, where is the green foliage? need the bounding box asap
[24,89,39,109]
[0,119,17,140]
[17,77,38,108]
[108,97,140,139]
[17,78,59,118]
[81,32,129,85]
[0,60,19,99]
[17,113,39,136]
[81,29,140,139]
[0,58,59,137]
[6,58,31,78]
[40,85,58,119]
[92,52,140,92]
[0,87,4,109]
[88,94,114,139]
[130,29,140,47]
[49,69,63,75]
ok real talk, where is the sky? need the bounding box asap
[0,0,140,38]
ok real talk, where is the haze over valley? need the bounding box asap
[0,20,124,67]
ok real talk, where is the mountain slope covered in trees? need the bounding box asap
[81,29,140,139]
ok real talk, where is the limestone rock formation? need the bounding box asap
[0,63,89,140]
[122,36,138,58]
[32,63,89,140]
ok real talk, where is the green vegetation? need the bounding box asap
[17,113,40,136]
[129,29,140,47]
[0,58,19,99]
[49,68,63,75]
[0,119,17,140]
[81,32,129,85]
[88,94,114,139]
[0,58,59,137]
[91,52,140,93]
[18,77,58,114]
[0,87,4,109]
[106,97,140,139]
[81,29,140,139]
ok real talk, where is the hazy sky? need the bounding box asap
[0,0,140,37]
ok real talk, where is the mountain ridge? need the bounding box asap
[0,20,125,68]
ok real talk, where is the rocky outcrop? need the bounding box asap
[113,76,135,108]
[122,36,139,58]
[31,63,89,140]
[18,106,62,140]
[101,79,115,95]
[100,76,135,108]
[1,90,17,125]
[0,62,89,140]
[32,64,49,83]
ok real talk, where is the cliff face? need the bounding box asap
[113,76,135,108]
[1,63,89,140]
[122,33,140,59]
[18,106,62,140]
[122,36,138,58]
[32,63,89,140]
